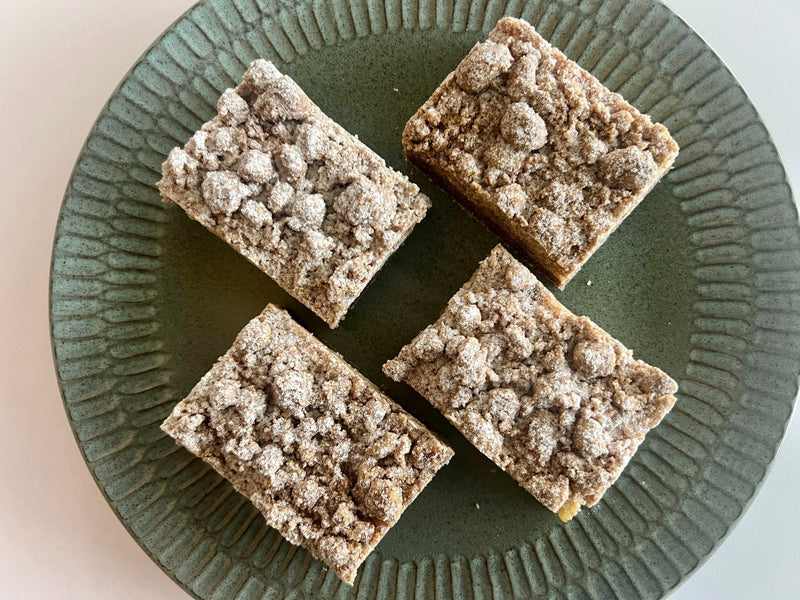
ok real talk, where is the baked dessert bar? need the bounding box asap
[159,60,431,327]
[161,305,453,583]
[403,17,679,288]
[383,245,676,521]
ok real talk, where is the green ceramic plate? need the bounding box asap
[50,0,799,598]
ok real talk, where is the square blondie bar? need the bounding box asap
[403,17,679,288]
[159,60,430,327]
[161,305,453,583]
[383,245,676,521]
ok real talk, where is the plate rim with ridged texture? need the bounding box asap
[50,0,799,598]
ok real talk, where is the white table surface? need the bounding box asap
[1,0,798,598]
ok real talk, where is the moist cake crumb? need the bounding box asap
[159,60,431,327]
[162,305,453,583]
[383,245,677,520]
[402,17,679,288]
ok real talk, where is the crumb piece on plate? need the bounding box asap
[384,245,676,520]
[403,17,679,288]
[162,305,453,583]
[159,60,430,327]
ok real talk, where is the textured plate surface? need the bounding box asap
[50,0,799,598]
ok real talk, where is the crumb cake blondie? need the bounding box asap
[403,17,679,288]
[161,305,453,583]
[383,245,677,521]
[159,60,431,327]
